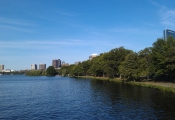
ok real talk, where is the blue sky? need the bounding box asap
[0,0,175,70]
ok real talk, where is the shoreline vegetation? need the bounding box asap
[73,76,175,93]
[59,37,175,93]
[26,66,58,76]
[26,37,175,93]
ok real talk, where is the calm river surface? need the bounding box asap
[0,75,175,120]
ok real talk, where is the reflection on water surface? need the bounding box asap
[0,75,175,119]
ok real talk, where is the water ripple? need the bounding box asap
[0,75,175,119]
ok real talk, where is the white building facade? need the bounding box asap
[89,53,98,60]
[31,64,37,70]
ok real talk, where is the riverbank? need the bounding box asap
[74,76,175,93]
[74,76,122,82]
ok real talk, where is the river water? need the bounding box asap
[0,75,175,120]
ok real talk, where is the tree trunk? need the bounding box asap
[147,75,149,81]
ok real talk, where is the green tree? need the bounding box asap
[89,56,103,76]
[151,37,175,80]
[68,64,76,76]
[81,60,91,76]
[47,66,57,76]
[163,37,175,78]
[73,63,84,76]
[119,52,139,80]
[151,38,166,77]
[138,47,152,81]
[87,47,132,78]
[107,47,132,76]
[26,70,43,76]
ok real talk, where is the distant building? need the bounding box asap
[2,69,11,72]
[62,63,69,66]
[163,29,175,40]
[58,59,61,67]
[39,63,46,70]
[31,64,37,70]
[0,64,4,72]
[52,59,61,68]
[52,60,58,68]
[61,61,69,66]
[89,53,98,60]
[62,61,65,65]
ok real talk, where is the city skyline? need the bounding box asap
[1,58,72,70]
[1,0,175,70]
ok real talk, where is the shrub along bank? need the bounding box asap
[74,76,175,93]
[26,66,58,76]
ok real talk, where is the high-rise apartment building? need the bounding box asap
[163,29,175,40]
[39,63,46,70]
[52,59,61,68]
[0,64,4,71]
[52,60,58,68]
[31,64,37,70]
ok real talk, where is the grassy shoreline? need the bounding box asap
[73,76,123,82]
[74,76,175,93]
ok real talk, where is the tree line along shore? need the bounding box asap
[59,37,175,92]
[60,37,175,81]
[26,66,58,76]
[26,37,175,93]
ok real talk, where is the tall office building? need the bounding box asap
[52,59,61,68]
[39,63,46,70]
[31,64,37,70]
[0,64,4,71]
[58,59,61,67]
[163,29,175,40]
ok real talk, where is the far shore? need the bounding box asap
[73,76,175,93]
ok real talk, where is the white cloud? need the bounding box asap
[0,25,35,33]
[107,27,160,36]
[0,17,37,33]
[0,17,36,26]
[150,1,175,28]
[149,1,165,9]
[160,10,175,27]
[0,39,116,50]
